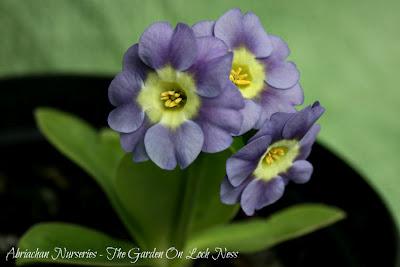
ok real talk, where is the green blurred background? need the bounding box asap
[1,0,399,228]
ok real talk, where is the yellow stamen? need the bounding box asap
[230,66,251,87]
[161,92,170,97]
[164,99,172,107]
[169,102,178,108]
[160,90,185,109]
[264,146,288,166]
[235,80,251,85]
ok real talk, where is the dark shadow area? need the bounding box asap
[0,76,398,267]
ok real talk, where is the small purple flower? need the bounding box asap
[108,22,244,170]
[193,9,304,134]
[220,102,324,216]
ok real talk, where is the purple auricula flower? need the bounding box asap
[193,9,304,134]
[220,102,324,216]
[108,22,244,170]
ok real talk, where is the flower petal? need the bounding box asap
[199,121,233,153]
[242,12,273,58]
[273,83,304,106]
[123,44,151,79]
[144,123,177,170]
[108,71,142,106]
[241,177,285,216]
[132,140,149,162]
[192,20,215,37]
[120,119,150,162]
[195,36,228,64]
[282,160,313,184]
[195,53,233,97]
[268,35,290,62]
[199,107,242,134]
[282,101,325,139]
[221,176,251,205]
[145,121,204,170]
[233,135,271,161]
[202,83,244,110]
[138,22,173,69]
[255,177,285,209]
[240,178,262,216]
[169,23,198,71]
[237,100,261,135]
[266,61,300,89]
[255,87,298,129]
[120,119,149,152]
[174,120,204,169]
[226,157,256,187]
[108,103,144,133]
[227,135,271,187]
[214,8,243,49]
[250,112,294,142]
[298,124,321,159]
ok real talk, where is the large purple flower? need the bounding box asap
[220,102,324,215]
[193,9,304,134]
[108,22,244,170]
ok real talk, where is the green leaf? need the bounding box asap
[115,156,183,250]
[186,204,345,253]
[17,223,144,266]
[229,136,245,153]
[114,151,238,250]
[34,108,146,246]
[180,151,239,238]
[35,108,122,197]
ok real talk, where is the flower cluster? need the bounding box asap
[108,9,324,215]
[193,9,303,133]
[221,102,324,215]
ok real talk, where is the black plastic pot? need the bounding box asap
[0,76,398,267]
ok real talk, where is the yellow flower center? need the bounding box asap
[137,66,200,129]
[230,66,251,87]
[160,90,186,109]
[264,146,288,165]
[231,47,266,100]
[253,140,300,182]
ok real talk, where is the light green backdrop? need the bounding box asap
[1,0,399,227]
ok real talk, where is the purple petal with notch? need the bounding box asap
[108,103,144,133]
[298,124,321,160]
[266,61,300,89]
[144,123,177,170]
[192,20,215,37]
[201,83,244,110]
[282,101,325,139]
[198,121,233,153]
[123,44,151,79]
[242,12,273,58]
[282,160,313,184]
[108,71,142,106]
[169,23,198,71]
[237,100,261,135]
[144,121,204,170]
[214,8,243,49]
[194,53,233,97]
[138,22,173,69]
[221,176,251,205]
